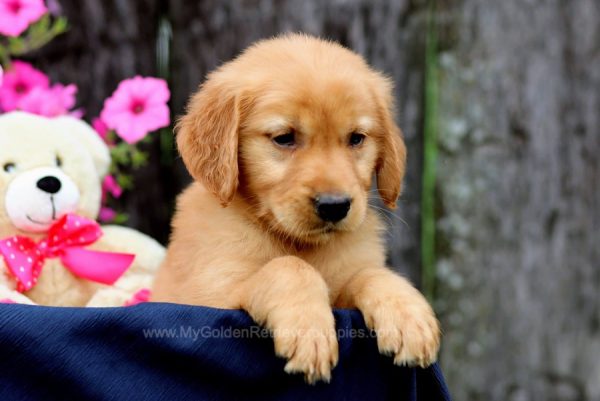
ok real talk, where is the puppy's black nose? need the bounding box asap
[314,194,352,223]
[36,176,62,194]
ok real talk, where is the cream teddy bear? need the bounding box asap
[0,111,165,306]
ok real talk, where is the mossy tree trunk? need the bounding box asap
[435,1,600,400]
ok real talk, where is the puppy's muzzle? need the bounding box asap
[314,194,352,223]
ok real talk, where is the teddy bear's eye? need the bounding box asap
[55,155,63,167]
[3,162,16,173]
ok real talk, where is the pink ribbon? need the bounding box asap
[0,214,134,292]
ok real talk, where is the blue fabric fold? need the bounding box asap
[0,303,451,401]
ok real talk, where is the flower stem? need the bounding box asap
[421,0,439,301]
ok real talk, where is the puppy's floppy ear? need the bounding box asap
[373,78,407,209]
[177,75,240,206]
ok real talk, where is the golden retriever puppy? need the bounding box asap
[153,33,440,383]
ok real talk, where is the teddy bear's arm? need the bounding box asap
[0,261,36,305]
[86,273,153,307]
[86,225,165,307]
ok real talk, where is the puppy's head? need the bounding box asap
[178,34,406,243]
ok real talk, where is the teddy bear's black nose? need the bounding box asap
[37,176,62,194]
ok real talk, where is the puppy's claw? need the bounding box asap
[284,360,331,384]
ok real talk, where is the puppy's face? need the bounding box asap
[239,79,380,242]
[178,35,406,244]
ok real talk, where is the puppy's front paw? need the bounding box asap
[271,307,338,384]
[363,297,440,367]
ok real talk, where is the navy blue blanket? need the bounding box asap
[0,303,451,401]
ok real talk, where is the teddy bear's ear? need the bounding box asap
[53,116,111,178]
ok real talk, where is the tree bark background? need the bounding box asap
[22,1,600,400]
[435,1,600,400]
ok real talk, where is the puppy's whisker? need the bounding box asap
[367,204,410,229]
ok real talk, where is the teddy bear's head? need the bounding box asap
[0,112,110,234]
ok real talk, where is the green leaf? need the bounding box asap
[159,128,175,165]
[112,213,129,224]
[51,16,68,35]
[8,14,68,56]
[0,47,9,68]
[116,174,134,190]
[105,130,117,144]
[140,135,153,144]
[130,148,149,169]
[110,143,132,165]
[108,163,119,175]
[37,14,50,32]
[7,37,25,54]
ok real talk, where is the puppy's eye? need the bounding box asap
[3,162,16,173]
[55,155,63,167]
[349,132,366,147]
[272,131,296,148]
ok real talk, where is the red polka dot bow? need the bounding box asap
[0,214,134,292]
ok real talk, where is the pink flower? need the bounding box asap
[102,175,123,199]
[100,76,170,144]
[0,61,76,116]
[100,176,122,223]
[0,60,49,111]
[17,83,77,117]
[45,0,61,15]
[98,207,117,223]
[0,0,47,37]
[92,117,109,140]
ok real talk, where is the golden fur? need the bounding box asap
[153,34,440,383]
